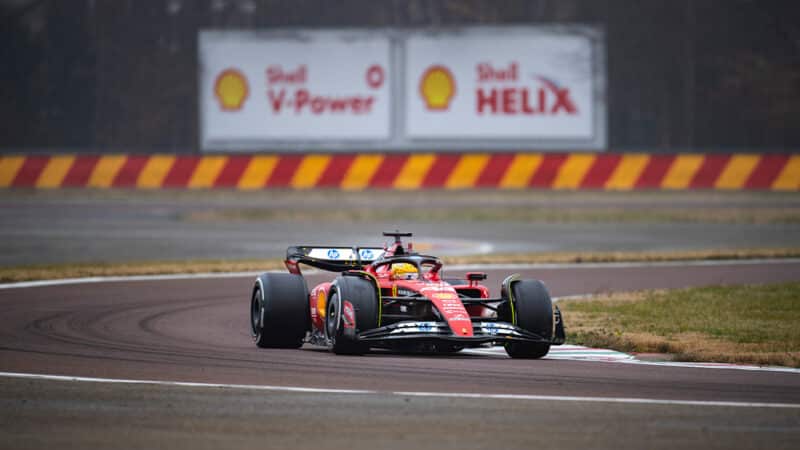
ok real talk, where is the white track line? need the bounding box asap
[2,258,799,290]
[1,371,797,409]
[0,271,264,290]
[616,359,800,373]
[462,345,800,373]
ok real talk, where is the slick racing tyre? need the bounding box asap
[504,279,553,359]
[326,275,379,355]
[251,273,309,348]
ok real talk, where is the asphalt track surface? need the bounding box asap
[2,190,800,265]
[2,262,800,449]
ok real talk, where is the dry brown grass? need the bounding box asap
[559,283,800,368]
[444,248,800,265]
[0,259,285,283]
[183,206,800,225]
[1,248,799,284]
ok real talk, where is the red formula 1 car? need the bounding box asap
[249,232,565,358]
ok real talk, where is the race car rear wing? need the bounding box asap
[285,246,386,275]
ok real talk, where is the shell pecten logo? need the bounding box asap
[419,65,456,111]
[214,68,249,111]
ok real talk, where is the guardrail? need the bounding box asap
[0,153,797,190]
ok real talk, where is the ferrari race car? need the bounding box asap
[249,232,565,358]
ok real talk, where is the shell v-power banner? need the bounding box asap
[199,27,606,152]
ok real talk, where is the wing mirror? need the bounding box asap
[466,272,487,281]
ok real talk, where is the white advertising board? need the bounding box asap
[199,27,605,151]
[405,30,596,140]
[200,31,391,147]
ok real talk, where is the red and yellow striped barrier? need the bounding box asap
[0,153,798,190]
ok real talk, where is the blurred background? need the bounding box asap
[1,0,799,153]
[1,0,799,268]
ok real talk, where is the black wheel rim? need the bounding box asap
[251,288,261,336]
[326,293,339,339]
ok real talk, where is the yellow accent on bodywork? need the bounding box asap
[317,289,327,319]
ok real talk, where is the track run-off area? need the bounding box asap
[1,259,799,449]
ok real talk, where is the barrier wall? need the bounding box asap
[4,1,800,153]
[0,153,798,191]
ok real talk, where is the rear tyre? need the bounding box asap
[326,275,379,355]
[250,273,308,348]
[503,280,553,359]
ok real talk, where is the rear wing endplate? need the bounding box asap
[285,246,385,275]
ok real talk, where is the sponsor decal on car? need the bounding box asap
[342,300,356,329]
[307,248,385,261]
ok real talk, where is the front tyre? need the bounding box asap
[326,275,379,355]
[504,279,553,359]
[250,273,308,348]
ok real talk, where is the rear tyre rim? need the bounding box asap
[326,293,339,341]
[250,288,262,337]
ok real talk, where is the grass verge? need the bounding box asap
[442,247,800,265]
[0,259,286,284]
[1,248,799,284]
[558,282,800,368]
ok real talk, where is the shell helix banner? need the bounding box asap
[199,27,605,152]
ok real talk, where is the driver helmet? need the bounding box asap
[391,263,418,280]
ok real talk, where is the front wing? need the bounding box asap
[357,309,566,347]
